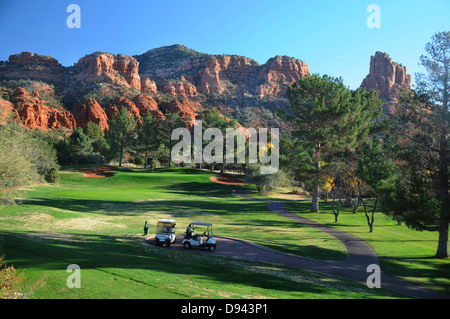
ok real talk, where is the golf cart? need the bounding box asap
[154,219,176,247]
[182,222,216,252]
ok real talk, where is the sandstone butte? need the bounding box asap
[361,51,411,114]
[0,47,410,133]
[74,52,141,91]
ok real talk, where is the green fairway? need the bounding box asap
[279,196,450,295]
[0,167,411,298]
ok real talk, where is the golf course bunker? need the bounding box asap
[209,176,246,185]
[79,166,115,178]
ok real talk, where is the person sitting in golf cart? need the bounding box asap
[185,225,193,239]
[182,222,216,252]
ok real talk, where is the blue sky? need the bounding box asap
[0,0,449,89]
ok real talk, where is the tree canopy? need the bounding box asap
[283,74,384,212]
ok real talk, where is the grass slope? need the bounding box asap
[0,167,406,299]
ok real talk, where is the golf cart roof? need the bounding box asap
[157,219,176,224]
[189,222,212,226]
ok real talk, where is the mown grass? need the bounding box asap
[0,167,403,299]
[250,190,450,295]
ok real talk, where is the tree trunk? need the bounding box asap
[220,153,225,175]
[333,203,340,223]
[352,197,359,214]
[311,144,321,212]
[436,70,449,258]
[144,147,149,169]
[330,195,341,223]
[311,185,319,212]
[361,197,378,233]
[435,221,449,258]
[119,141,124,167]
[345,195,352,208]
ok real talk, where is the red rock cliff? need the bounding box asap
[75,52,141,90]
[72,99,109,131]
[361,51,411,113]
[9,88,76,131]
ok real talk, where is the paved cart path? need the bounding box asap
[146,189,449,299]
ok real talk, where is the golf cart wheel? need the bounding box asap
[154,238,160,246]
[165,239,171,247]
[208,244,216,252]
[183,242,191,249]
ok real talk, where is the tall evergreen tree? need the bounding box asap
[202,108,238,174]
[356,138,397,232]
[160,112,188,167]
[284,74,383,212]
[378,31,450,258]
[136,112,161,169]
[105,106,137,167]
[67,128,93,167]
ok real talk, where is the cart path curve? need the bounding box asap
[145,189,449,299]
[233,190,449,299]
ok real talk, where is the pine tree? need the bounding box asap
[136,112,161,168]
[67,128,93,167]
[284,74,383,212]
[202,108,238,174]
[160,113,188,167]
[105,106,137,167]
[378,31,450,258]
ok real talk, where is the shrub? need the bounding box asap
[0,255,46,299]
[134,156,144,166]
[44,168,60,184]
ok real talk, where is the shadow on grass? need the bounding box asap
[0,231,371,298]
[377,256,450,295]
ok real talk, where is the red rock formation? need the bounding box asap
[1,47,313,132]
[161,81,197,98]
[256,83,286,99]
[1,52,64,84]
[258,55,309,84]
[9,52,60,67]
[0,98,15,125]
[9,88,76,131]
[106,106,119,120]
[198,54,308,98]
[361,51,411,113]
[75,52,141,90]
[114,55,141,90]
[200,55,256,95]
[159,99,201,126]
[201,57,225,95]
[109,96,141,118]
[72,99,109,131]
[131,94,165,119]
[141,77,158,94]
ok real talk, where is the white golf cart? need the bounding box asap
[154,219,176,247]
[182,222,216,252]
